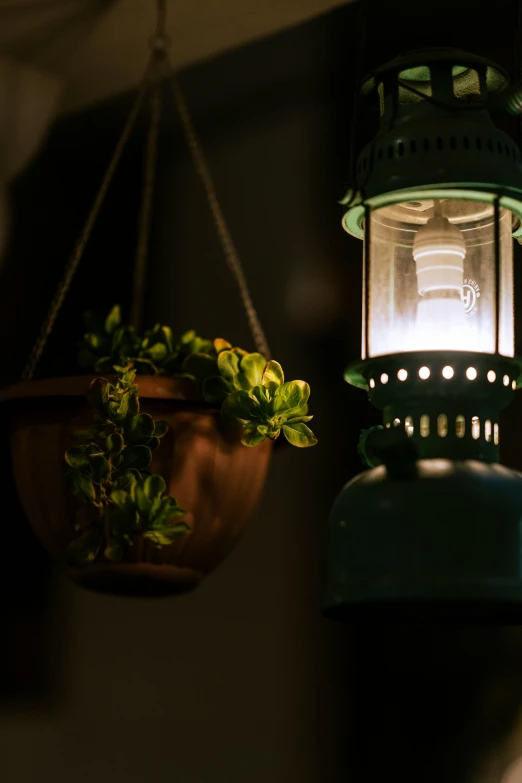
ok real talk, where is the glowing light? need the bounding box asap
[503,375,510,386]
[405,416,414,436]
[437,414,448,437]
[442,366,454,379]
[471,416,480,440]
[420,414,430,437]
[485,420,492,443]
[413,249,466,261]
[487,370,496,383]
[466,367,477,381]
[369,378,376,389]
[456,415,465,438]
[494,423,499,445]
[419,366,430,379]
[397,369,408,381]
[380,373,389,384]
[393,418,401,427]
[513,380,517,390]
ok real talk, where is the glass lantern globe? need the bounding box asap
[364,196,513,358]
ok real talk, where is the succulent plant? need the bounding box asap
[77,305,318,449]
[64,369,189,567]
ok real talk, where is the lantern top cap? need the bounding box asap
[361,47,509,97]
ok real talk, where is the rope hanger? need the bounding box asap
[22,0,270,381]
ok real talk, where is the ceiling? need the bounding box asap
[1,0,353,114]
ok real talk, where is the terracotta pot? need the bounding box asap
[1,376,272,596]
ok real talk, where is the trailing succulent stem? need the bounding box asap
[64,370,189,567]
[78,305,318,448]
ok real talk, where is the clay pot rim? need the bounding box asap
[0,374,214,407]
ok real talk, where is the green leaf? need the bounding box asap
[180,329,196,344]
[110,489,132,510]
[112,471,137,492]
[217,350,240,382]
[221,390,263,423]
[134,485,151,515]
[106,432,124,454]
[262,360,284,387]
[153,420,168,438]
[239,353,266,388]
[251,384,272,410]
[116,392,131,419]
[87,377,110,412]
[105,305,121,335]
[286,415,313,424]
[84,332,104,351]
[241,426,267,447]
[122,445,152,470]
[104,538,124,561]
[66,470,96,502]
[183,352,218,382]
[150,497,187,526]
[65,446,92,470]
[66,526,102,568]
[214,338,232,353]
[122,369,137,386]
[232,373,253,391]
[127,392,139,418]
[126,413,155,442]
[143,522,190,546]
[144,474,166,500]
[201,376,230,404]
[273,381,310,414]
[160,325,174,353]
[282,421,318,448]
[144,342,168,362]
[143,437,160,452]
[91,455,110,485]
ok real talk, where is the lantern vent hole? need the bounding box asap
[456,415,465,438]
[472,416,480,440]
[442,366,454,379]
[405,416,414,436]
[494,423,500,445]
[437,414,448,437]
[485,420,492,442]
[487,370,496,383]
[420,414,430,437]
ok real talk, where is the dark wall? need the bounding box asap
[5,2,522,783]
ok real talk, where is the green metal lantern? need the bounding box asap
[324,48,522,622]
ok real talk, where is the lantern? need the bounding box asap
[324,49,522,621]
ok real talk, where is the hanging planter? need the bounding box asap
[1,1,317,596]
[1,374,272,596]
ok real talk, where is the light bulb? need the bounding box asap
[412,207,468,350]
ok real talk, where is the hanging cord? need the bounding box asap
[166,67,271,359]
[130,52,164,331]
[21,60,153,381]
